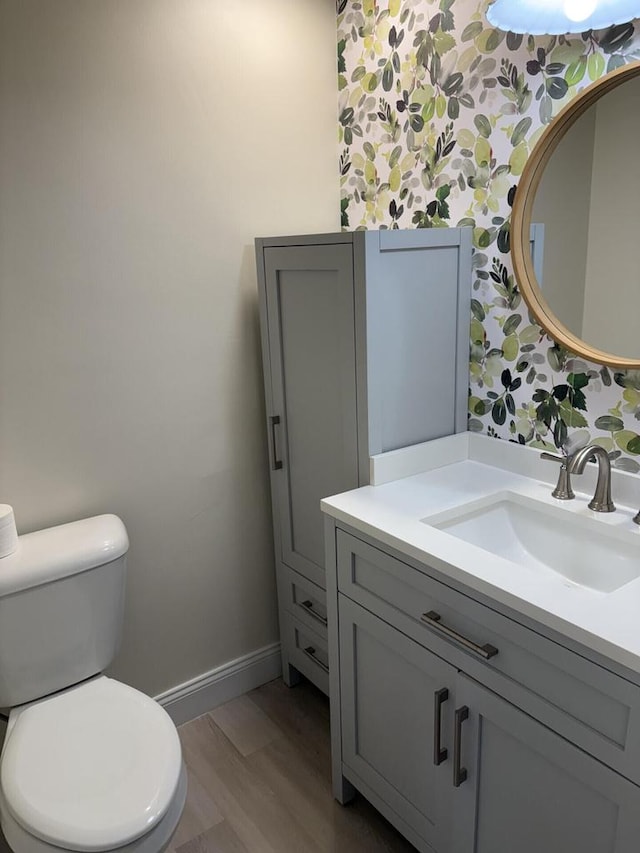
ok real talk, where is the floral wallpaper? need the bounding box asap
[337,0,640,471]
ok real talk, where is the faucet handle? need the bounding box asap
[540,452,575,500]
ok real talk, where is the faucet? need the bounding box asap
[566,444,615,513]
[541,444,615,512]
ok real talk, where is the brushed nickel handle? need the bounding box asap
[421,611,498,660]
[269,416,283,470]
[540,452,564,463]
[433,687,449,766]
[303,646,329,674]
[540,452,574,500]
[453,705,469,787]
[300,599,328,627]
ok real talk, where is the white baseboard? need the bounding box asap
[155,642,282,726]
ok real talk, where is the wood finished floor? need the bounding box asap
[168,678,415,853]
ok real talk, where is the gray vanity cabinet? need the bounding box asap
[338,618,640,853]
[326,521,640,853]
[452,674,640,853]
[256,230,472,694]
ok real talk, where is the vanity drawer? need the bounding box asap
[285,612,330,696]
[282,566,328,639]
[336,528,640,785]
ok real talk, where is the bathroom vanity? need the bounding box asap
[322,433,640,853]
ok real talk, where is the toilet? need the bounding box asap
[0,514,187,853]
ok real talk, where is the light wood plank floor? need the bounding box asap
[169,678,415,853]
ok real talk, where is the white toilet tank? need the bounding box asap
[0,514,129,707]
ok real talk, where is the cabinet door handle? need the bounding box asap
[433,687,449,766]
[453,705,469,787]
[421,611,498,660]
[303,646,329,674]
[300,599,328,627]
[269,416,283,470]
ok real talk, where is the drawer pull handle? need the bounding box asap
[300,599,328,627]
[433,687,449,766]
[270,415,283,470]
[421,611,498,660]
[303,646,329,674]
[453,705,469,787]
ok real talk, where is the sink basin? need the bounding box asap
[423,492,640,594]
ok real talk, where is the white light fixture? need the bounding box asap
[486,0,640,33]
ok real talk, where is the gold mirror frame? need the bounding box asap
[511,60,640,370]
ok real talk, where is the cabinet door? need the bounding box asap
[453,673,640,853]
[339,596,455,852]
[263,244,359,588]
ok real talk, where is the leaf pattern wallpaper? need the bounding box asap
[338,0,640,471]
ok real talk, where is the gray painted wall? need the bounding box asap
[0,0,339,695]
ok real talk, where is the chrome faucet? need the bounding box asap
[541,444,615,512]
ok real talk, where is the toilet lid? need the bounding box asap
[1,676,182,852]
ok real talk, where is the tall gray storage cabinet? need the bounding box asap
[255,229,472,695]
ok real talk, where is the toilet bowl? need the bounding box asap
[0,677,186,853]
[0,515,187,852]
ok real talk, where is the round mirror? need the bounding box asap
[511,61,640,369]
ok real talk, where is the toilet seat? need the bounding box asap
[0,765,187,853]
[0,676,183,852]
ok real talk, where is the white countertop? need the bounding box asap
[321,433,640,677]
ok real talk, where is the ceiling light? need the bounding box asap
[486,0,640,34]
